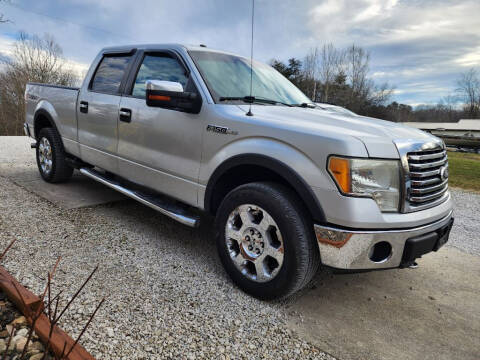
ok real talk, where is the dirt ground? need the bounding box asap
[287,247,480,360]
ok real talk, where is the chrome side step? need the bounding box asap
[79,168,200,227]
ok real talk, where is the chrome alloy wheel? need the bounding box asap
[38,137,53,175]
[225,204,284,282]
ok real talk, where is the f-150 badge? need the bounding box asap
[206,125,238,135]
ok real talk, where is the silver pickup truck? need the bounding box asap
[24,44,454,299]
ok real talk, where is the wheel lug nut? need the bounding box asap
[245,236,250,241]
[261,242,264,247]
[256,249,260,254]
[250,229,255,235]
[248,245,253,251]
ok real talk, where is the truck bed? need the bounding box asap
[25,82,80,142]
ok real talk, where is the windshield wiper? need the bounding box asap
[218,96,293,107]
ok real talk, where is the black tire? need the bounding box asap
[215,182,320,300]
[36,127,74,183]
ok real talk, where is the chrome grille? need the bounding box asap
[407,149,449,207]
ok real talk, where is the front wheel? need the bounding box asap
[215,182,320,300]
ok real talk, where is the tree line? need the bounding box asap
[271,44,480,123]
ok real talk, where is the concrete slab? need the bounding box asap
[0,136,126,209]
[287,247,480,360]
[15,174,126,209]
[0,136,33,164]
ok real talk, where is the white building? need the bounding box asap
[402,120,480,149]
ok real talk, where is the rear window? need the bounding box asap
[90,55,132,94]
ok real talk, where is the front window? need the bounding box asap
[189,51,311,106]
[132,54,188,98]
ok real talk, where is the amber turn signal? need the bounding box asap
[148,95,171,101]
[328,157,351,193]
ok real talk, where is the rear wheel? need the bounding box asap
[36,127,73,183]
[215,182,320,300]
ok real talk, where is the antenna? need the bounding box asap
[246,0,255,116]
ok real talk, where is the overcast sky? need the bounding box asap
[0,0,479,106]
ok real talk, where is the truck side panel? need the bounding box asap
[26,84,80,157]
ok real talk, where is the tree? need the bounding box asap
[302,47,318,100]
[0,32,78,135]
[270,57,304,88]
[457,68,480,118]
[318,44,344,103]
[439,94,461,122]
[271,44,393,113]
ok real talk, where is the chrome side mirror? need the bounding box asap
[145,79,201,114]
[146,80,184,93]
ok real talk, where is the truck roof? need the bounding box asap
[100,43,243,57]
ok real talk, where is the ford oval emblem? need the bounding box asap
[440,166,449,181]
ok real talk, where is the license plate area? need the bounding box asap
[402,218,454,262]
[433,218,454,251]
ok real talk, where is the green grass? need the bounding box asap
[447,151,480,192]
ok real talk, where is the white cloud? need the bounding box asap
[353,0,398,23]
[456,47,480,67]
[308,0,479,46]
[0,35,14,57]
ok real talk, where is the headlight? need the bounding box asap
[328,156,400,212]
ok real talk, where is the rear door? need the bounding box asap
[116,50,204,206]
[77,51,135,173]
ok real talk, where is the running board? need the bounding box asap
[79,168,200,227]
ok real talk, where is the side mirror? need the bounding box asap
[145,80,201,114]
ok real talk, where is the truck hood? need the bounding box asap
[236,105,440,158]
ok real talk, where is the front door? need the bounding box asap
[117,52,204,206]
[78,53,134,173]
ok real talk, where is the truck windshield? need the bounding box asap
[189,51,312,106]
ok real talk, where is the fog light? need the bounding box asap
[369,241,392,263]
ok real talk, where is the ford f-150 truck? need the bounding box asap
[24,44,454,299]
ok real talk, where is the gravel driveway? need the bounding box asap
[1,136,479,360]
[448,189,480,256]
[0,138,333,359]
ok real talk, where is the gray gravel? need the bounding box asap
[0,170,333,359]
[1,136,478,359]
[449,189,480,256]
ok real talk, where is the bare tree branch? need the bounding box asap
[457,68,480,118]
[0,31,79,135]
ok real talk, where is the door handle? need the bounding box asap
[79,101,88,113]
[119,108,132,123]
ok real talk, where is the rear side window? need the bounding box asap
[90,55,132,94]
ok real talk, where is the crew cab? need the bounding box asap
[24,44,454,299]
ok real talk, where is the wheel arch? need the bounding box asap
[33,107,60,140]
[204,154,326,223]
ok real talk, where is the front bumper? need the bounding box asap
[314,211,454,270]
